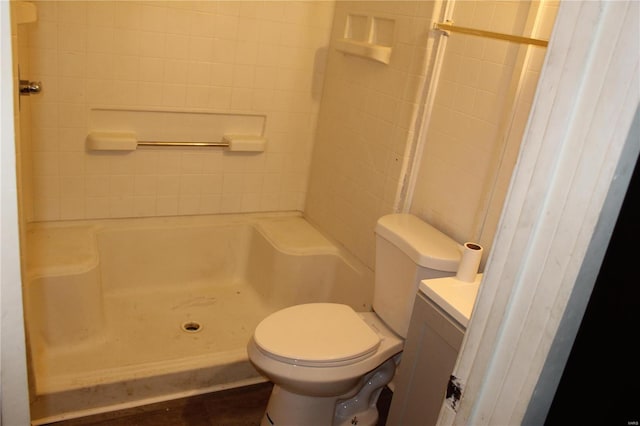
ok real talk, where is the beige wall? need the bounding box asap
[20,1,334,221]
[305,1,440,269]
[410,1,558,259]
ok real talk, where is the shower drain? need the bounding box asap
[181,321,202,333]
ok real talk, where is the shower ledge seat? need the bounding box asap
[27,225,99,277]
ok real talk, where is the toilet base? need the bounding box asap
[260,385,339,426]
[334,356,398,426]
[259,355,400,426]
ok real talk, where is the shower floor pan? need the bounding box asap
[30,280,273,424]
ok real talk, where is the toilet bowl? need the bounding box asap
[247,214,462,426]
[247,304,402,426]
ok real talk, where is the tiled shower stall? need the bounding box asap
[15,0,557,270]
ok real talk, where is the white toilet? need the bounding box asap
[247,214,461,426]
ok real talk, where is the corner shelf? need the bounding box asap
[335,38,392,65]
[336,14,394,65]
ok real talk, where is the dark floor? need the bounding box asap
[45,382,392,426]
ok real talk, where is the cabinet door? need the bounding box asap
[386,293,465,426]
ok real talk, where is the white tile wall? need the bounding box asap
[410,1,558,256]
[20,0,335,222]
[305,1,439,269]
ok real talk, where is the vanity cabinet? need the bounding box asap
[386,291,465,426]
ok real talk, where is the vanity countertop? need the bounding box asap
[419,273,483,328]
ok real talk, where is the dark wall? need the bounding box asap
[545,151,640,425]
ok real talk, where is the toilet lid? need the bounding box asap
[253,303,381,364]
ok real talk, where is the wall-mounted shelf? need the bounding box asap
[336,14,395,65]
[335,38,392,64]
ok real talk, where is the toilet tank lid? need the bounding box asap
[375,214,461,271]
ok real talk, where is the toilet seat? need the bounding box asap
[253,303,381,367]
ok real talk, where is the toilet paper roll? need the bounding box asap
[456,242,483,283]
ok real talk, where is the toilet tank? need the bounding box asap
[374,214,460,338]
